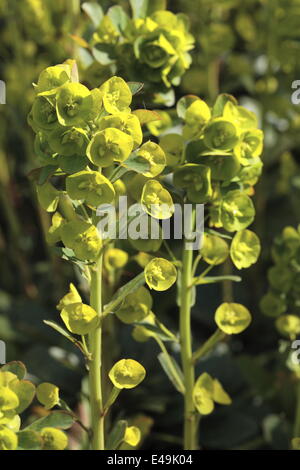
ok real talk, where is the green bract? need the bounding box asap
[116,286,152,324]
[193,373,231,415]
[135,141,166,177]
[66,171,115,207]
[145,258,177,291]
[0,427,18,451]
[61,302,98,335]
[234,130,263,165]
[61,220,102,261]
[201,233,229,266]
[98,112,142,149]
[183,99,211,140]
[215,302,252,334]
[100,77,132,114]
[104,248,128,270]
[47,212,66,245]
[40,427,68,451]
[203,119,239,151]
[260,291,286,317]
[36,383,59,410]
[87,128,133,167]
[36,64,71,96]
[230,230,261,269]
[32,96,59,131]
[173,164,212,203]
[109,359,146,390]
[223,101,258,131]
[141,180,174,219]
[159,134,184,166]
[56,283,82,311]
[56,83,96,126]
[147,111,172,136]
[220,190,255,232]
[49,126,88,157]
[124,426,141,447]
[276,315,300,340]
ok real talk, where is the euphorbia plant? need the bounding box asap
[28,59,263,450]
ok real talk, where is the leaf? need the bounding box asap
[103,272,145,315]
[92,44,116,65]
[194,275,242,285]
[69,34,89,49]
[127,82,144,95]
[1,361,26,380]
[17,430,42,450]
[106,420,127,450]
[129,0,148,19]
[123,152,151,174]
[107,5,129,33]
[176,95,199,119]
[10,380,35,414]
[133,109,161,126]
[82,2,103,28]
[26,411,75,432]
[38,165,59,185]
[158,352,185,394]
[43,321,90,359]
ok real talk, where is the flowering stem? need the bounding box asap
[89,256,105,450]
[180,207,197,450]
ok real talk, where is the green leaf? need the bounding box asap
[17,430,42,450]
[106,420,127,450]
[38,165,58,185]
[133,109,161,126]
[1,361,26,380]
[92,44,116,66]
[82,2,103,27]
[43,320,90,359]
[158,352,185,394]
[176,95,199,119]
[103,272,145,315]
[212,94,238,118]
[10,380,35,414]
[194,275,242,285]
[107,6,129,33]
[26,411,75,432]
[123,152,151,174]
[129,0,148,19]
[127,82,144,95]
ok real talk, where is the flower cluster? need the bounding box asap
[81,2,194,105]
[260,226,300,340]
[0,363,68,450]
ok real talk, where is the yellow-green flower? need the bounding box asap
[109,359,146,389]
[230,230,261,269]
[61,220,102,261]
[276,315,300,340]
[116,286,152,324]
[201,233,229,266]
[159,134,184,167]
[98,112,142,149]
[40,427,68,450]
[173,164,212,203]
[36,64,71,96]
[0,387,19,412]
[66,170,115,206]
[135,141,166,177]
[145,258,177,291]
[124,426,141,447]
[203,118,239,151]
[36,383,59,410]
[87,128,133,167]
[56,283,82,311]
[56,83,94,127]
[60,302,98,335]
[215,302,251,335]
[100,77,132,114]
[141,180,174,219]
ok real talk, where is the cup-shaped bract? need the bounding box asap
[124,426,141,447]
[40,427,68,451]
[159,134,184,167]
[47,212,66,245]
[267,265,294,294]
[104,248,128,271]
[116,286,152,324]
[234,129,263,165]
[0,427,18,451]
[145,257,177,291]
[66,171,115,207]
[61,220,102,261]
[60,302,98,335]
[275,315,300,340]
[136,141,166,177]
[49,126,88,157]
[201,233,229,266]
[183,99,211,140]
[36,383,59,410]
[223,101,258,131]
[56,283,82,311]
[87,128,134,167]
[220,190,255,232]
[215,302,252,335]
[36,182,60,213]
[212,379,232,405]
[98,112,142,149]
[32,96,59,131]
[203,119,239,152]
[230,229,261,269]
[193,373,215,415]
[0,387,19,411]
[173,164,213,203]
[56,83,94,127]
[109,359,146,389]
[36,64,71,96]
[100,77,132,114]
[141,180,174,219]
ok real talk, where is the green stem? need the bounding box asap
[179,208,197,450]
[192,329,225,364]
[89,256,105,450]
[294,381,300,438]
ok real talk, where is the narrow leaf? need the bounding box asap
[26,411,75,431]
[82,2,104,27]
[103,272,145,315]
[158,352,185,394]
[127,82,144,95]
[106,420,127,450]
[44,320,89,358]
[194,275,242,285]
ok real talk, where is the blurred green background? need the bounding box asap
[1,0,300,450]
